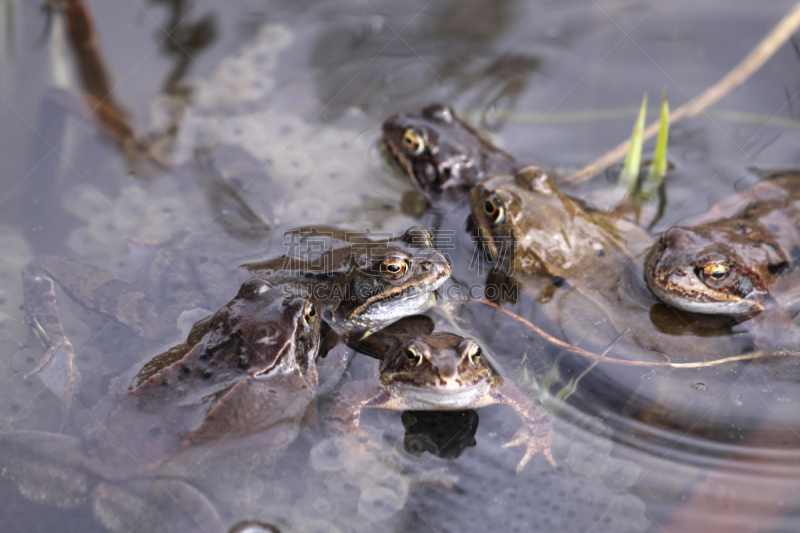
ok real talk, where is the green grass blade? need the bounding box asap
[647,89,670,183]
[618,93,647,194]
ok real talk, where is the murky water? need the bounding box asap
[3,0,800,531]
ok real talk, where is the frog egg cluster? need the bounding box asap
[150,23,411,230]
[62,181,197,267]
[148,24,291,159]
[190,24,292,113]
[148,24,293,167]
[398,417,650,533]
[285,430,457,532]
[308,434,410,526]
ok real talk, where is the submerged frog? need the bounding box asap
[1,278,320,533]
[243,226,452,337]
[646,174,800,317]
[322,316,554,473]
[381,104,517,202]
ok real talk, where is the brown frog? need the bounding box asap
[23,227,449,419]
[381,104,517,203]
[469,166,752,359]
[322,315,554,473]
[1,277,321,533]
[243,226,452,337]
[646,174,800,317]
[467,166,799,451]
[382,104,658,225]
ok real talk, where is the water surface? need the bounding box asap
[3,1,800,531]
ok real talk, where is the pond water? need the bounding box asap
[3,0,800,531]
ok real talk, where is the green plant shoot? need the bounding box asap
[619,93,648,194]
[645,89,670,186]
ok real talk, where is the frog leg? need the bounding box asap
[91,478,226,533]
[22,257,171,419]
[22,262,81,423]
[0,430,91,508]
[486,376,555,473]
[747,291,800,351]
[321,380,393,437]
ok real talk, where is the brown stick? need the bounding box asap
[472,299,799,369]
[564,2,800,184]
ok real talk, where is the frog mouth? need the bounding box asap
[646,272,765,316]
[357,273,448,318]
[385,380,489,409]
[340,265,450,330]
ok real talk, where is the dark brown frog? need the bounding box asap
[21,227,254,420]
[23,227,449,418]
[243,226,452,337]
[381,104,517,202]
[646,174,800,317]
[1,278,321,533]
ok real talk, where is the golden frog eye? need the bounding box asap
[467,342,482,365]
[702,263,730,283]
[405,345,423,366]
[302,301,317,327]
[483,194,505,225]
[402,128,425,156]
[381,256,409,281]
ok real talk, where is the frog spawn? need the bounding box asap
[148,23,412,229]
[243,403,646,533]
[398,406,649,533]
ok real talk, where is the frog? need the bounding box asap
[20,223,261,421]
[321,315,554,473]
[645,173,800,317]
[381,103,517,203]
[242,226,452,338]
[468,166,758,361]
[0,277,321,533]
[382,104,663,225]
[23,225,450,427]
[466,165,800,453]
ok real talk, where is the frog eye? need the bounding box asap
[402,128,425,156]
[702,263,730,283]
[405,345,423,366]
[381,256,409,281]
[302,301,317,327]
[467,343,482,365]
[483,194,505,225]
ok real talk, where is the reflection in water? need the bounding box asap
[149,0,217,94]
[53,0,136,148]
[309,0,542,124]
[401,410,478,459]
